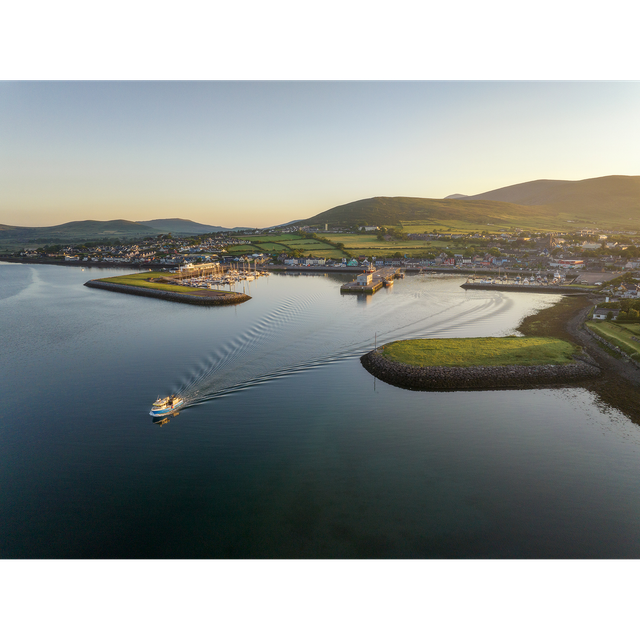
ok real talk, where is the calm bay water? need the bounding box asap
[2,263,640,558]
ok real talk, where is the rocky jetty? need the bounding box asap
[84,280,251,306]
[360,349,600,391]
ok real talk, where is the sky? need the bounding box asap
[1,81,639,229]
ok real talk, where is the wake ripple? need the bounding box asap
[164,279,552,412]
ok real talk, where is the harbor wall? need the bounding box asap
[84,280,251,305]
[460,283,591,294]
[360,349,601,391]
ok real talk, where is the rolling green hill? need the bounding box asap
[137,218,243,234]
[303,175,640,231]
[460,175,640,225]
[0,218,244,248]
[461,176,640,210]
[0,217,248,248]
[0,219,161,246]
[302,196,558,229]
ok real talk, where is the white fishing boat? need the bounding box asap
[149,395,184,417]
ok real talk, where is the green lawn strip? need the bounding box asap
[379,337,579,368]
[621,324,640,336]
[585,321,640,360]
[97,272,227,295]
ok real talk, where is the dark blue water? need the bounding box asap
[2,262,640,558]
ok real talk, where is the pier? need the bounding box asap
[340,267,401,294]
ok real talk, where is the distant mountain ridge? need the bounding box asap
[459,175,640,219]
[302,175,640,230]
[0,218,245,245]
[302,196,552,228]
[136,218,238,234]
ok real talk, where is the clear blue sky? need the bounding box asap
[1,81,639,228]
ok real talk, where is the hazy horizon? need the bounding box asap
[2,81,639,229]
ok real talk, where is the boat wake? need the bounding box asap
[153,278,542,415]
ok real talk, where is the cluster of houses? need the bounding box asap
[13,225,640,275]
[592,279,640,321]
[16,233,255,266]
[280,253,507,269]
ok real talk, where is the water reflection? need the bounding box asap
[151,414,175,426]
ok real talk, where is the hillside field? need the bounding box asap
[318,233,452,257]
[233,233,348,259]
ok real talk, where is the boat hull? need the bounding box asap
[149,399,184,417]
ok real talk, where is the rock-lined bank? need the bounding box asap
[461,283,592,294]
[84,280,251,306]
[360,349,600,391]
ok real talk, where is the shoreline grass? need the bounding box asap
[379,336,579,368]
[586,320,640,361]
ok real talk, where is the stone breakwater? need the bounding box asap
[461,283,591,294]
[84,280,251,306]
[360,350,601,391]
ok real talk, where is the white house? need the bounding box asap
[592,307,620,320]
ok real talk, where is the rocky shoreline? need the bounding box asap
[84,280,251,306]
[360,348,601,391]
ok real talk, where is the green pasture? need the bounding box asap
[284,239,329,246]
[224,244,262,255]
[306,249,345,259]
[586,321,640,360]
[239,233,302,243]
[379,337,579,368]
[284,240,335,252]
[620,324,640,336]
[318,233,452,256]
[400,218,576,234]
[253,242,290,252]
[319,234,381,247]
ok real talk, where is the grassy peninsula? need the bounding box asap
[97,271,223,295]
[86,271,250,306]
[378,336,579,368]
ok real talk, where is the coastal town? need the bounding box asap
[6,225,640,275]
